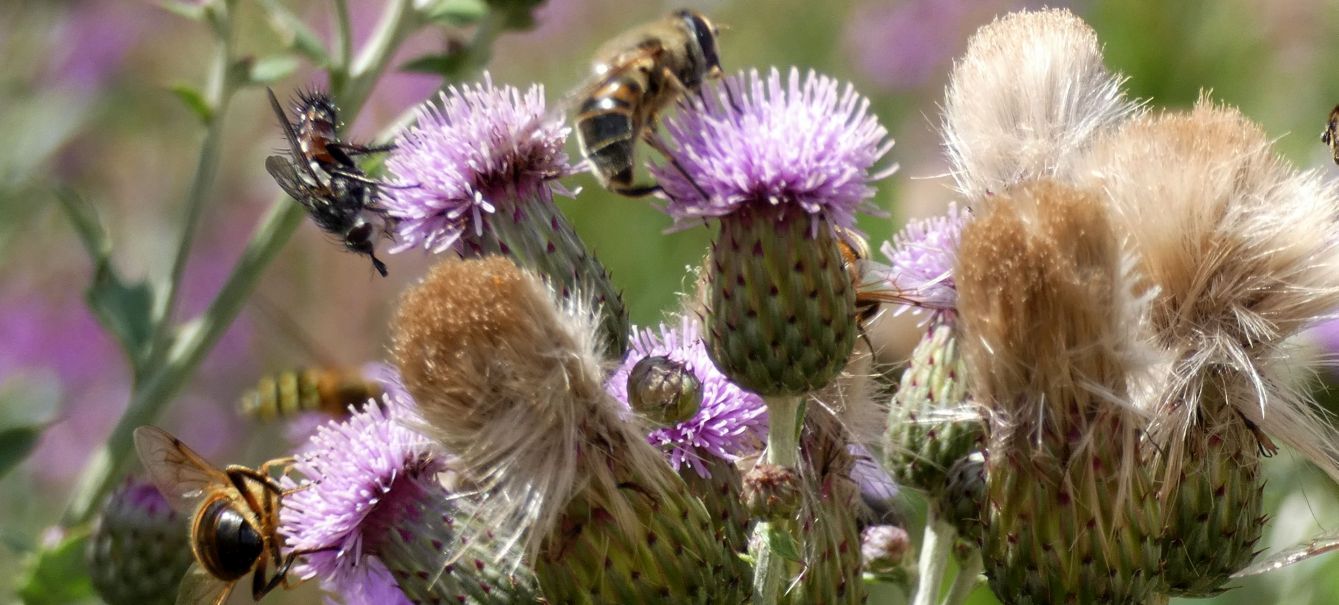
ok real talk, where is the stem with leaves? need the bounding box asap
[751,395,805,604]
[59,0,470,526]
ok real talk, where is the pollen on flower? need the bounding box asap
[606,317,768,477]
[381,73,573,254]
[650,67,894,230]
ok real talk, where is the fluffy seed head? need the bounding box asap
[382,74,572,254]
[942,8,1136,200]
[956,179,1155,428]
[391,256,670,558]
[606,317,768,477]
[651,67,894,230]
[1079,97,1339,482]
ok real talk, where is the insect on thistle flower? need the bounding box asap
[264,88,402,277]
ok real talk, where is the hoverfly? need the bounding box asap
[573,9,736,197]
[133,426,309,604]
[239,367,384,423]
[264,88,396,277]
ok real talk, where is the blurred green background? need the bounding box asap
[4,0,1339,603]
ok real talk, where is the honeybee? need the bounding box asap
[1233,532,1339,578]
[575,9,734,197]
[240,367,384,423]
[1322,105,1339,164]
[134,426,308,604]
[265,88,396,277]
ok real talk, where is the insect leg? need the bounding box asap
[331,142,396,156]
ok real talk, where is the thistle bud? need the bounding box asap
[86,478,193,605]
[742,462,802,521]
[627,354,702,426]
[861,525,912,574]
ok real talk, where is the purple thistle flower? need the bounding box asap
[381,74,572,254]
[606,317,768,477]
[876,202,970,313]
[651,67,895,230]
[280,391,444,586]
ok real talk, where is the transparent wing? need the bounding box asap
[1232,532,1339,577]
[133,426,230,514]
[175,561,236,605]
[264,156,323,211]
[265,87,322,184]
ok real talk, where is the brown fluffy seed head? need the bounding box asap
[391,256,667,559]
[956,180,1155,443]
[943,8,1135,201]
[1080,97,1339,481]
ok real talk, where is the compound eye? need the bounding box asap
[346,222,375,252]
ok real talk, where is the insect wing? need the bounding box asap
[265,156,323,210]
[1232,532,1339,577]
[175,561,236,605]
[133,426,231,514]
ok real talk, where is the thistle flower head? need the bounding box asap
[391,257,673,560]
[382,73,572,254]
[280,391,444,584]
[943,8,1136,200]
[651,67,894,230]
[606,317,768,477]
[876,202,970,314]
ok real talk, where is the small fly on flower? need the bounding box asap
[133,426,320,605]
[572,9,738,198]
[264,88,399,277]
[1321,104,1339,165]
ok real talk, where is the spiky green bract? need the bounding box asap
[1077,100,1339,595]
[884,319,984,495]
[943,451,987,547]
[86,478,192,605]
[685,458,753,555]
[707,206,857,397]
[957,181,1163,605]
[392,257,747,604]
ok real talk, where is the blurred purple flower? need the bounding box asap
[651,68,894,231]
[328,557,413,605]
[843,0,971,91]
[876,202,970,314]
[44,1,157,90]
[606,318,768,477]
[381,75,573,254]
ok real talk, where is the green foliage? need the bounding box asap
[16,528,94,605]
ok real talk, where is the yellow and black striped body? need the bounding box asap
[574,9,726,196]
[239,368,384,423]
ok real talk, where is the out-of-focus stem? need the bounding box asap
[145,2,236,376]
[61,0,424,526]
[341,0,415,115]
[751,395,804,604]
[913,506,954,605]
[941,548,982,605]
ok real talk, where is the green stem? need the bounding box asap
[340,0,416,115]
[940,548,982,605]
[913,506,955,605]
[333,0,353,71]
[60,0,424,527]
[751,395,804,604]
[145,3,236,375]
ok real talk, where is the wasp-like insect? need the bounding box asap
[573,9,735,197]
[265,88,396,276]
[239,367,385,423]
[134,426,316,604]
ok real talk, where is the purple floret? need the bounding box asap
[650,67,894,230]
[877,202,969,313]
[607,317,768,477]
[381,73,573,254]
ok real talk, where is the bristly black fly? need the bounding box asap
[264,87,397,277]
